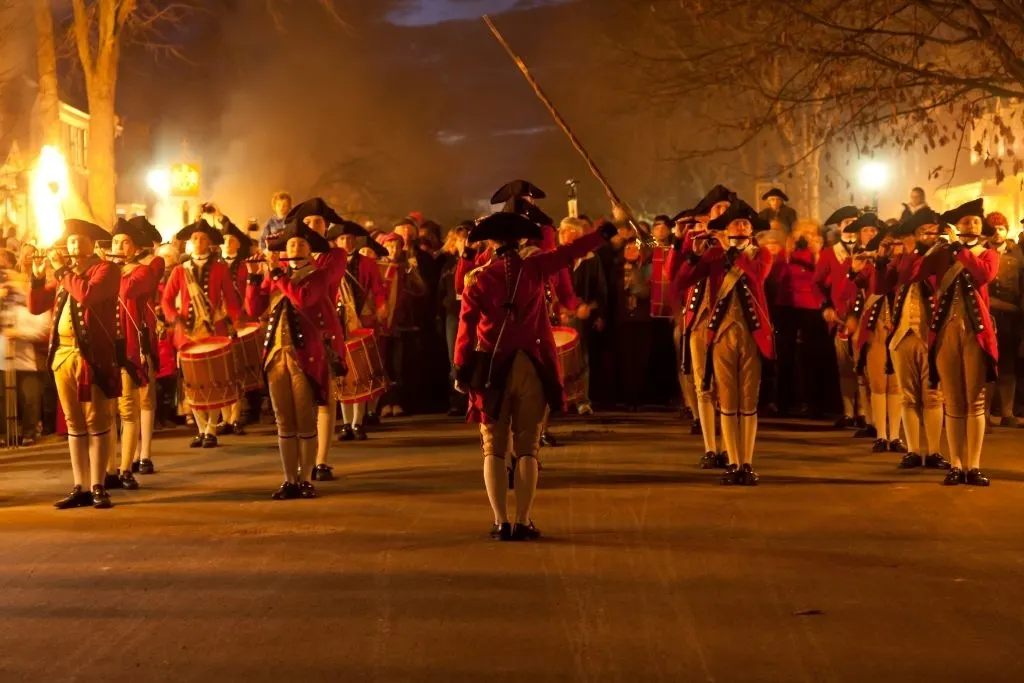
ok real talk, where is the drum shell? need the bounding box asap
[179,336,241,411]
[552,326,585,405]
[232,322,266,391]
[334,328,390,405]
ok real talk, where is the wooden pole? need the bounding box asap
[482,15,651,244]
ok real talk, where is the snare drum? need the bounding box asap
[232,322,266,391]
[552,326,585,405]
[179,337,240,411]
[335,328,390,405]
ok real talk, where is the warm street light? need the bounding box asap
[858,161,889,192]
[146,168,171,199]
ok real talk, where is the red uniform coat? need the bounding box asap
[668,233,724,332]
[454,230,607,424]
[312,247,348,360]
[119,257,165,385]
[852,259,900,361]
[813,242,859,321]
[909,242,999,381]
[773,247,824,310]
[161,257,242,348]
[245,264,335,405]
[30,257,122,401]
[699,245,775,361]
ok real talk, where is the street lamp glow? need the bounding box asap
[146,168,171,198]
[858,161,889,191]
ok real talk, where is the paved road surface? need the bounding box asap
[1,415,1023,682]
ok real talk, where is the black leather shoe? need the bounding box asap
[496,522,513,541]
[138,459,155,475]
[364,412,380,426]
[312,463,334,482]
[271,482,300,500]
[889,439,908,453]
[540,431,557,447]
[854,415,868,429]
[737,464,759,486]
[699,451,718,469]
[898,452,923,469]
[104,473,122,489]
[924,453,951,469]
[943,467,964,486]
[119,471,140,490]
[298,481,317,499]
[215,422,231,436]
[189,434,204,448]
[511,521,541,541]
[715,451,729,468]
[338,425,355,442]
[690,419,702,436]
[203,434,218,448]
[131,461,141,473]
[871,438,889,453]
[91,486,112,509]
[965,469,990,487]
[231,422,246,435]
[720,463,739,485]
[855,425,878,439]
[354,425,368,441]
[834,416,854,429]
[54,486,93,509]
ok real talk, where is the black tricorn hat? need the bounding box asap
[285,197,345,227]
[825,205,862,227]
[693,184,737,216]
[891,208,941,238]
[63,218,110,242]
[490,179,546,205]
[863,226,890,252]
[222,222,252,254]
[175,220,224,245]
[669,208,699,224]
[939,198,985,228]
[469,211,544,244]
[502,195,553,228]
[127,215,162,248]
[761,187,789,202]
[269,220,331,253]
[111,217,146,246]
[846,212,881,234]
[653,214,673,226]
[707,200,770,233]
[326,221,388,257]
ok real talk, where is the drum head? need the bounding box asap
[236,323,262,339]
[552,327,578,349]
[182,337,232,358]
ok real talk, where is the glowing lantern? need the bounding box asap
[31,145,70,248]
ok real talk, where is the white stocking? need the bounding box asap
[278,436,299,483]
[483,455,509,524]
[719,414,740,467]
[89,433,108,488]
[299,436,317,483]
[138,409,154,462]
[871,393,888,441]
[514,455,539,524]
[68,435,89,487]
[923,406,944,456]
[316,404,335,466]
[886,393,902,443]
[901,406,922,454]
[945,415,966,470]
[352,402,367,426]
[966,413,986,471]
[740,414,758,466]
[696,399,718,453]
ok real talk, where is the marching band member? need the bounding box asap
[666,210,700,427]
[886,210,950,469]
[697,201,774,484]
[454,211,616,540]
[161,220,242,448]
[328,220,388,443]
[851,225,905,454]
[107,218,164,489]
[219,223,253,435]
[814,206,867,430]
[31,219,122,509]
[669,185,736,468]
[376,230,427,418]
[246,220,336,499]
[910,199,998,485]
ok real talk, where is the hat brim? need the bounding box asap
[63,219,111,243]
[469,212,544,244]
[175,222,224,245]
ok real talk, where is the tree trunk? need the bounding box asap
[84,77,117,228]
[32,0,60,148]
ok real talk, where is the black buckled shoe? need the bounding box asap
[494,522,513,541]
[898,452,923,469]
[312,463,334,482]
[511,521,541,541]
[54,486,93,510]
[871,438,889,453]
[888,439,908,453]
[298,481,318,499]
[189,434,204,448]
[924,453,951,469]
[855,425,878,439]
[231,422,246,435]
[854,415,868,429]
[540,431,557,447]
[353,425,368,441]
[736,464,759,486]
[721,463,739,485]
[138,459,155,475]
[699,451,718,469]
[118,471,140,490]
[104,473,122,489]
[364,412,380,426]
[202,434,218,448]
[271,482,300,500]
[690,419,702,436]
[338,425,355,442]
[91,485,112,509]
[131,461,141,473]
[834,416,854,429]
[715,451,730,469]
[943,467,964,486]
[965,469,990,487]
